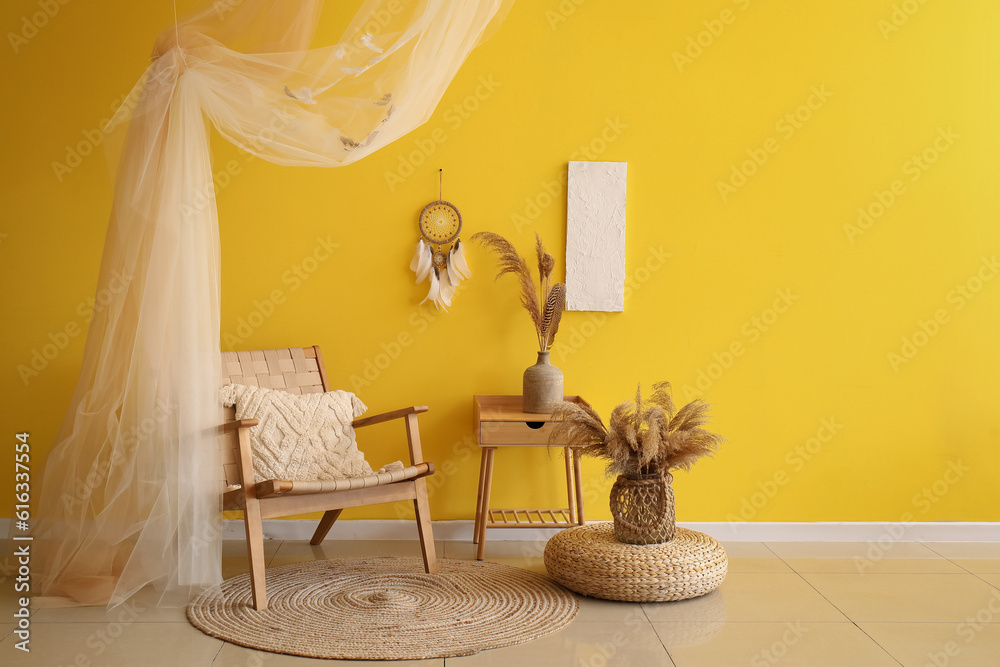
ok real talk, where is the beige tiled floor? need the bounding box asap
[2,539,999,666]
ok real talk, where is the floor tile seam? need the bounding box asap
[783,555,954,561]
[849,619,906,667]
[645,620,866,625]
[793,571,1000,624]
[920,542,948,558]
[789,569,853,622]
[919,545,1000,564]
[765,543,956,559]
[969,572,1000,591]
[29,619,193,624]
[858,620,1000,626]
[638,602,654,625]
[264,539,284,566]
[971,571,1000,590]
[646,618,678,667]
[208,640,225,666]
[843,617,1000,624]
[761,542,782,558]
[772,552,802,574]
[789,571,964,576]
[796,571,985,577]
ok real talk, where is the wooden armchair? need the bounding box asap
[219,346,437,610]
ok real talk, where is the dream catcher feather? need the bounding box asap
[411,171,470,310]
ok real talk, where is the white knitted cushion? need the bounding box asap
[221,384,375,482]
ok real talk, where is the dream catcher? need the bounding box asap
[410,170,471,310]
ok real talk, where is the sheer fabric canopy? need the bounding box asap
[33,0,511,608]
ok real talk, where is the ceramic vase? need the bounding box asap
[522,350,563,413]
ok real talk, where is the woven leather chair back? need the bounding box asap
[218,346,329,486]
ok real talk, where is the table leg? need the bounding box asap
[476,447,496,560]
[564,447,576,524]
[573,447,585,525]
[473,447,488,543]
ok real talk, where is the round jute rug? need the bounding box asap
[187,557,578,660]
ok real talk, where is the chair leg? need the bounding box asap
[243,498,268,611]
[310,509,343,545]
[412,478,438,574]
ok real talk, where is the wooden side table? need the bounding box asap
[473,394,590,560]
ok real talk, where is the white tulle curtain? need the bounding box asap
[33,0,510,608]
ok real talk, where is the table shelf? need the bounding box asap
[486,508,576,528]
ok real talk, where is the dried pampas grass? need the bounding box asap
[549,383,724,477]
[472,231,565,351]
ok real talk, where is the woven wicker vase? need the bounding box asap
[609,472,676,544]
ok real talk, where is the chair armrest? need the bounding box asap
[352,406,428,429]
[222,418,258,433]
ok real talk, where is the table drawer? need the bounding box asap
[480,420,556,445]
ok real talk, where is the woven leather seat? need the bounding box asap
[225,463,434,502]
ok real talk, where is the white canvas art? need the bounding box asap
[565,161,627,311]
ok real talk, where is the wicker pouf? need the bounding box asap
[544,523,728,602]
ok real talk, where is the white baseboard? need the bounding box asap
[684,521,1000,542]
[222,519,1000,543]
[7,518,997,542]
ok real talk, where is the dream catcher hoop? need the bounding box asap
[420,200,462,267]
[410,170,470,310]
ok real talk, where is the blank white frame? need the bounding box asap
[565,161,627,312]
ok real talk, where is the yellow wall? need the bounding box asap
[2,0,999,525]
